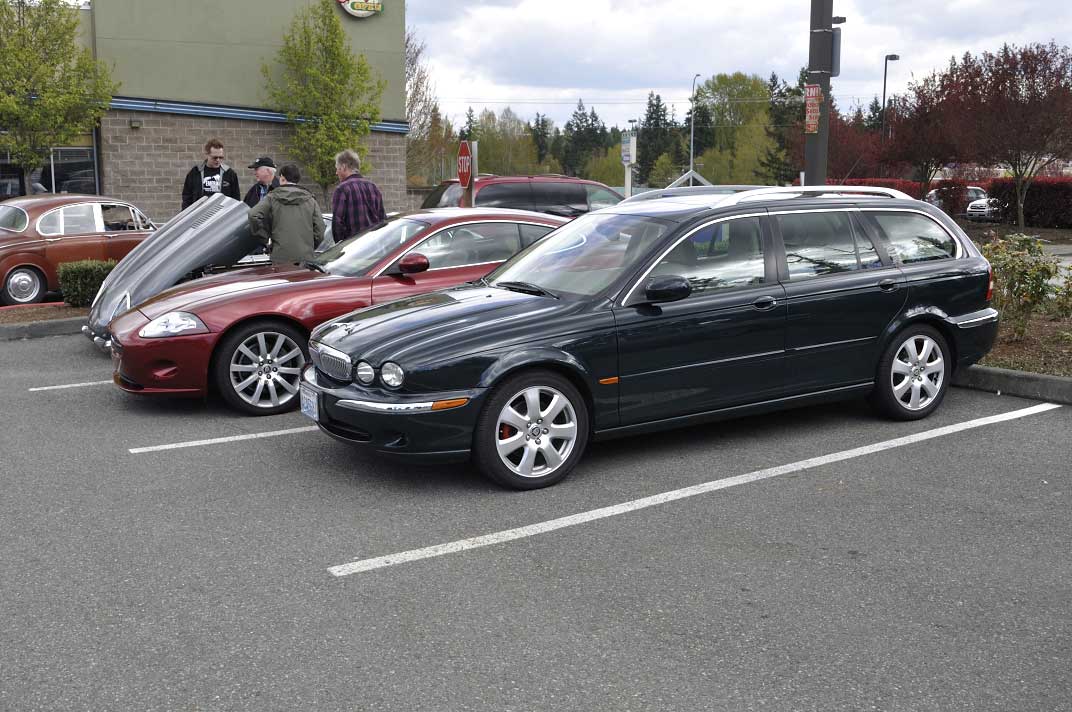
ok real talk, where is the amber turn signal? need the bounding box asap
[431,398,469,411]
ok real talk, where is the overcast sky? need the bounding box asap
[406,0,1071,130]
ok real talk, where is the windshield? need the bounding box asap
[313,218,429,276]
[0,205,28,232]
[487,212,673,298]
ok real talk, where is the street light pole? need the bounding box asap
[880,53,899,142]
[689,73,701,187]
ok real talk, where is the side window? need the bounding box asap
[474,183,531,210]
[776,211,871,279]
[61,204,99,235]
[531,182,587,215]
[416,223,522,269]
[519,223,555,248]
[586,185,621,210]
[650,216,765,295]
[870,212,957,263]
[101,204,136,231]
[38,209,61,235]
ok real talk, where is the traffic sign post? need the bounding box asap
[457,140,478,207]
[621,132,637,197]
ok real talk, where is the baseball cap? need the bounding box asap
[248,156,276,169]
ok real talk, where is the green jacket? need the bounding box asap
[248,183,325,264]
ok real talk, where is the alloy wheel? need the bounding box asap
[495,385,579,478]
[890,333,945,411]
[228,331,306,409]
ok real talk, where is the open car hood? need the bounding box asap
[87,194,257,335]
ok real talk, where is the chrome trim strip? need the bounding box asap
[788,335,873,352]
[626,349,784,379]
[337,399,436,414]
[955,312,999,328]
[371,219,560,278]
[621,211,769,306]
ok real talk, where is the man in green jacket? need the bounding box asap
[248,164,325,264]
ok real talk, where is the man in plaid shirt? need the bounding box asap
[331,149,386,242]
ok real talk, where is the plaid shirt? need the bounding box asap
[331,173,386,242]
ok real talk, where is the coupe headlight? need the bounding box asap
[138,311,209,338]
[380,361,405,388]
[355,361,375,384]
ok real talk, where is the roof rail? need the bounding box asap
[717,185,915,206]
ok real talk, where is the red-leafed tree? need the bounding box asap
[947,42,1072,228]
[883,71,961,198]
[827,107,883,182]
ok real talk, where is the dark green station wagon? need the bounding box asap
[301,186,999,489]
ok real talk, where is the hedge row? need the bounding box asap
[57,260,116,307]
[988,177,1072,228]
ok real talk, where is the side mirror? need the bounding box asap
[398,252,430,275]
[644,275,691,303]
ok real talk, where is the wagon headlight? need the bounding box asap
[380,361,405,388]
[355,360,375,384]
[138,311,209,338]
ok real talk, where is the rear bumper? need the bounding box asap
[948,307,1000,369]
[109,310,215,397]
[301,366,485,462]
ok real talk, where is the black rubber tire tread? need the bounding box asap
[472,368,590,490]
[2,266,46,305]
[869,323,950,421]
[213,319,308,416]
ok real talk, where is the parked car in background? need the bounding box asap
[924,185,987,214]
[108,208,566,415]
[421,175,623,217]
[302,186,997,490]
[0,194,155,304]
[620,185,766,204]
[966,197,1003,222]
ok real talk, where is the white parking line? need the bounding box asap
[28,379,113,392]
[328,402,1062,577]
[129,425,319,454]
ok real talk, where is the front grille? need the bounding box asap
[309,341,353,383]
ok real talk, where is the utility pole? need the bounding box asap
[804,0,837,185]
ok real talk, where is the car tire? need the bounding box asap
[869,324,950,421]
[2,266,45,305]
[213,320,308,416]
[473,369,590,490]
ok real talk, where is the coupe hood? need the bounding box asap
[87,194,257,334]
[312,286,577,366]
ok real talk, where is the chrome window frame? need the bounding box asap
[620,211,768,306]
[36,202,106,237]
[372,219,560,277]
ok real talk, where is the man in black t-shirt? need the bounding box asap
[181,138,241,209]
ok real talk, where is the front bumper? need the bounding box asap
[300,366,486,462]
[109,309,216,397]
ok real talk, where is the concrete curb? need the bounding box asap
[0,317,86,342]
[953,364,1072,405]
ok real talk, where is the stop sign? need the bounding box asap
[457,141,472,189]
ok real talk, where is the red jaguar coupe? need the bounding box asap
[108,208,566,415]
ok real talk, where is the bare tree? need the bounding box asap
[405,27,439,183]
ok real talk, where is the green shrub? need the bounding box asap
[980,235,1059,341]
[57,259,117,307]
[1051,266,1072,319]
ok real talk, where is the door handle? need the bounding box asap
[878,278,898,292]
[751,295,778,311]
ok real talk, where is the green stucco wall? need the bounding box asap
[89,0,404,121]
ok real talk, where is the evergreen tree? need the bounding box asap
[760,71,805,186]
[865,96,883,131]
[637,92,674,185]
[528,112,552,164]
[461,107,479,140]
[562,100,606,176]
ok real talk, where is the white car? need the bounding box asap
[966,197,1002,221]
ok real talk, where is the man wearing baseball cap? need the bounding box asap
[243,156,279,208]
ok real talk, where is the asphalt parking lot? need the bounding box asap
[2,333,1070,711]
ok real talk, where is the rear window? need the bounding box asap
[474,182,532,210]
[0,205,28,232]
[870,212,957,263]
[421,182,464,208]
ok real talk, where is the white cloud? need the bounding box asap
[408,0,1072,128]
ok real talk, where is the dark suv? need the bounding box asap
[421,175,623,217]
[303,186,998,489]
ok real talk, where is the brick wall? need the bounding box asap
[98,109,406,222]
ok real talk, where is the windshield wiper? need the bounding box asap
[494,281,558,298]
[301,260,327,274]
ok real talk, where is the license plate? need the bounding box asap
[300,385,319,422]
